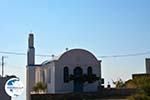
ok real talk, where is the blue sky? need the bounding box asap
[0,0,149,100]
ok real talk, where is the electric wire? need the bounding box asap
[98,52,150,58]
[0,51,51,57]
[0,50,149,58]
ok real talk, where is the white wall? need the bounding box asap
[54,49,101,93]
[45,62,55,93]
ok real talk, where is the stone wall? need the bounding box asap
[101,88,136,97]
[31,88,136,100]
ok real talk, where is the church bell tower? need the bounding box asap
[26,33,36,100]
[27,33,35,65]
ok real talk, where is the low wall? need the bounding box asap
[31,88,136,100]
[101,88,136,97]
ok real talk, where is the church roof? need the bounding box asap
[41,48,98,66]
[41,55,62,65]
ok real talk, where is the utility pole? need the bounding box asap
[1,56,7,77]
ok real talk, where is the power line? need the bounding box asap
[0,51,25,55]
[0,51,50,57]
[0,50,149,58]
[98,52,150,58]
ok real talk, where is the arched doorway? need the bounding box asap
[73,67,83,92]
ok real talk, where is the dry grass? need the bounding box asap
[91,99,127,100]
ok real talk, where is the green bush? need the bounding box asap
[127,77,150,100]
[128,91,150,100]
[33,82,47,93]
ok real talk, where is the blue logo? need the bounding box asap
[5,78,24,97]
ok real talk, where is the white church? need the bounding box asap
[26,34,103,100]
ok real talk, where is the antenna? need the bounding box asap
[30,30,33,33]
[1,56,7,77]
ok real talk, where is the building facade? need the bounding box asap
[26,34,102,100]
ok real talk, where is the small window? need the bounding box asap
[64,67,69,83]
[101,78,104,84]
[87,66,93,75]
[43,69,47,83]
[48,68,51,83]
[43,70,45,83]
